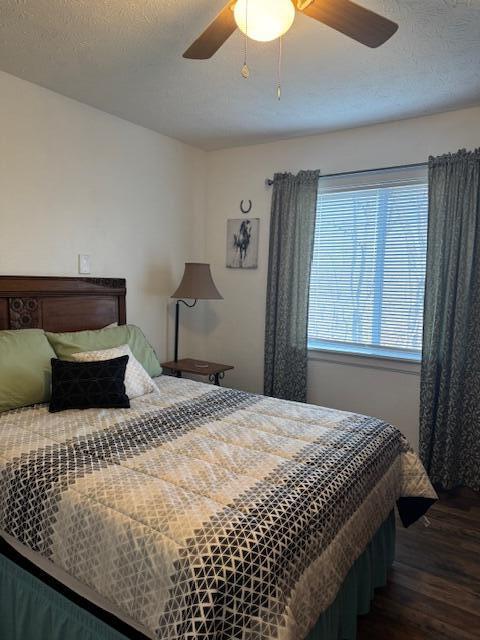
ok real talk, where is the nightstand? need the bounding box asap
[161,358,234,386]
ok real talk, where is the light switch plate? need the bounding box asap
[78,254,91,274]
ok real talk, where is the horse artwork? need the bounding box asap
[226,218,259,269]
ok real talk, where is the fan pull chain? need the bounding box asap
[241,0,250,78]
[277,36,282,100]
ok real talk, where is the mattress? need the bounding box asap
[0,375,436,640]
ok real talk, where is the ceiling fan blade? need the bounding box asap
[183,1,237,59]
[300,0,398,48]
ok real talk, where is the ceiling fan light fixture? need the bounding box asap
[234,0,295,42]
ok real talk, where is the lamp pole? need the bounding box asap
[174,299,197,362]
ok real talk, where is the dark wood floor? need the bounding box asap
[357,489,480,640]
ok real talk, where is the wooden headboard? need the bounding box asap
[0,276,126,332]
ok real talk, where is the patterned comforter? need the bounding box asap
[0,376,436,640]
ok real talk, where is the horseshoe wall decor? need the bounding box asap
[240,199,252,214]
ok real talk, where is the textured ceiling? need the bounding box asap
[0,0,479,150]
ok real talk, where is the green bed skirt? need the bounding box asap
[0,511,395,640]
[306,510,395,640]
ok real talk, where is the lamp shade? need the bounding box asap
[171,263,223,300]
[234,0,295,42]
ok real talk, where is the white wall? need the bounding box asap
[0,70,208,362]
[203,106,480,448]
[2,70,479,448]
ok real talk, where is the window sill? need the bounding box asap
[308,345,421,375]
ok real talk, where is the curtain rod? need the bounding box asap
[265,161,428,187]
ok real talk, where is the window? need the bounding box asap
[308,166,428,361]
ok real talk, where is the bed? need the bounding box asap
[0,276,437,640]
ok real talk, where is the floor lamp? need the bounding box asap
[171,263,223,362]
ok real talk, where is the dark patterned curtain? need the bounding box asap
[264,170,319,402]
[420,148,480,490]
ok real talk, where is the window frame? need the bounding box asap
[307,165,428,364]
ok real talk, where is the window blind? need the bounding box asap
[308,166,428,361]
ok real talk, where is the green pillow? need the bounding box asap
[0,329,56,413]
[45,324,162,378]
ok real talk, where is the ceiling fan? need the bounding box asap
[183,0,399,60]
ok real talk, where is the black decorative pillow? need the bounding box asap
[49,356,130,413]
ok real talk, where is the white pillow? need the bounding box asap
[72,344,156,400]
